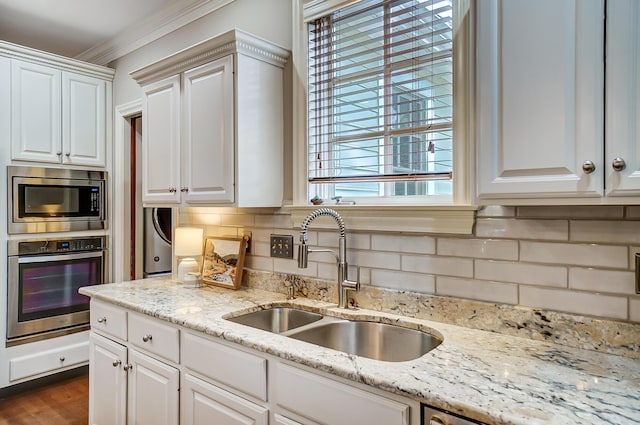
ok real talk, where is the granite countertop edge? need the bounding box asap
[80,278,640,425]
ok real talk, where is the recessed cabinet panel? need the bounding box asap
[476,0,604,199]
[63,73,106,166]
[606,0,640,196]
[89,333,127,425]
[11,60,62,163]
[182,56,235,204]
[127,348,179,425]
[182,374,268,425]
[142,75,181,204]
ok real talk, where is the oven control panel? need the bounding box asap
[13,237,106,255]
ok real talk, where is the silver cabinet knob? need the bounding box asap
[180,187,189,192]
[582,160,596,174]
[65,152,71,157]
[112,359,122,367]
[142,334,153,343]
[169,187,177,193]
[123,364,133,371]
[612,157,626,172]
[59,357,65,362]
[56,151,62,156]
[97,317,107,323]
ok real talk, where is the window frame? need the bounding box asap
[289,0,476,234]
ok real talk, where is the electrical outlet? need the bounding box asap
[270,234,294,258]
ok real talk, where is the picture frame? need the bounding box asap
[201,235,249,289]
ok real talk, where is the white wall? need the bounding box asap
[109,0,292,107]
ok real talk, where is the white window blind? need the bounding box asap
[308,0,453,199]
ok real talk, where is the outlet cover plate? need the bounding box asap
[270,234,294,258]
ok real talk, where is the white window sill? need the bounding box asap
[285,204,478,234]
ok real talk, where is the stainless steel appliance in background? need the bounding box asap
[7,236,108,345]
[143,207,172,277]
[7,166,106,234]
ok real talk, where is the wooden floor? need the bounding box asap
[0,372,88,425]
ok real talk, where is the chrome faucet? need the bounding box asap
[297,208,360,308]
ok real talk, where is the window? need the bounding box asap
[307,0,454,202]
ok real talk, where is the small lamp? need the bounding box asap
[174,227,203,283]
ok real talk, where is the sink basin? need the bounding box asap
[226,307,323,333]
[288,320,442,362]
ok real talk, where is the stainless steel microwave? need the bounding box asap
[8,166,107,234]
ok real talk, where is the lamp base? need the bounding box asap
[177,257,199,283]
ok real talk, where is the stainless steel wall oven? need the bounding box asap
[7,236,107,345]
[8,166,106,234]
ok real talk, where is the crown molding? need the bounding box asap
[130,29,289,86]
[0,40,114,80]
[75,0,237,66]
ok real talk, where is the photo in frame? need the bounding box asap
[201,235,249,289]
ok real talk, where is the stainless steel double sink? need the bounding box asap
[225,307,442,362]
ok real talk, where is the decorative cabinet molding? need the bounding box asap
[133,29,289,207]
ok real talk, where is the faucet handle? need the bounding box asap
[342,266,361,292]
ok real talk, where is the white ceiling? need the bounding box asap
[0,0,178,59]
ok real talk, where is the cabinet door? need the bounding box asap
[476,0,604,200]
[62,72,106,167]
[182,56,235,204]
[127,348,179,425]
[89,333,127,425]
[181,373,268,425]
[606,0,640,196]
[142,75,181,204]
[11,59,62,163]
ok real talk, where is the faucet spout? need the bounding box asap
[297,208,358,308]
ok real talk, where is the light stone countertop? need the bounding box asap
[80,278,640,425]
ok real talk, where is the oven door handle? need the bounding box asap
[17,251,104,264]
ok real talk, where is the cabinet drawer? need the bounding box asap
[128,312,179,363]
[91,300,127,341]
[10,340,89,381]
[274,363,409,425]
[182,332,267,401]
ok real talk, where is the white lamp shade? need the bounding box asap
[174,227,203,257]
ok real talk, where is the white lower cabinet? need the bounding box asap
[128,348,179,425]
[89,301,179,425]
[89,301,419,424]
[182,373,268,425]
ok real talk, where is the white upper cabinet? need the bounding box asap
[8,54,111,168]
[476,0,605,203]
[132,29,289,208]
[605,0,640,197]
[142,75,181,204]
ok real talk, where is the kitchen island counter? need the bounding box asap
[80,278,640,425]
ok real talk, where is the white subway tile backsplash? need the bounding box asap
[570,220,640,244]
[349,250,401,270]
[371,269,435,293]
[476,206,516,217]
[520,242,628,268]
[437,238,518,260]
[371,234,435,254]
[475,218,568,240]
[568,268,635,294]
[220,214,255,227]
[436,276,518,304]
[187,206,640,324]
[517,206,624,219]
[244,255,273,272]
[402,255,473,278]
[254,213,293,228]
[519,286,628,320]
[475,260,567,287]
[630,298,640,322]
